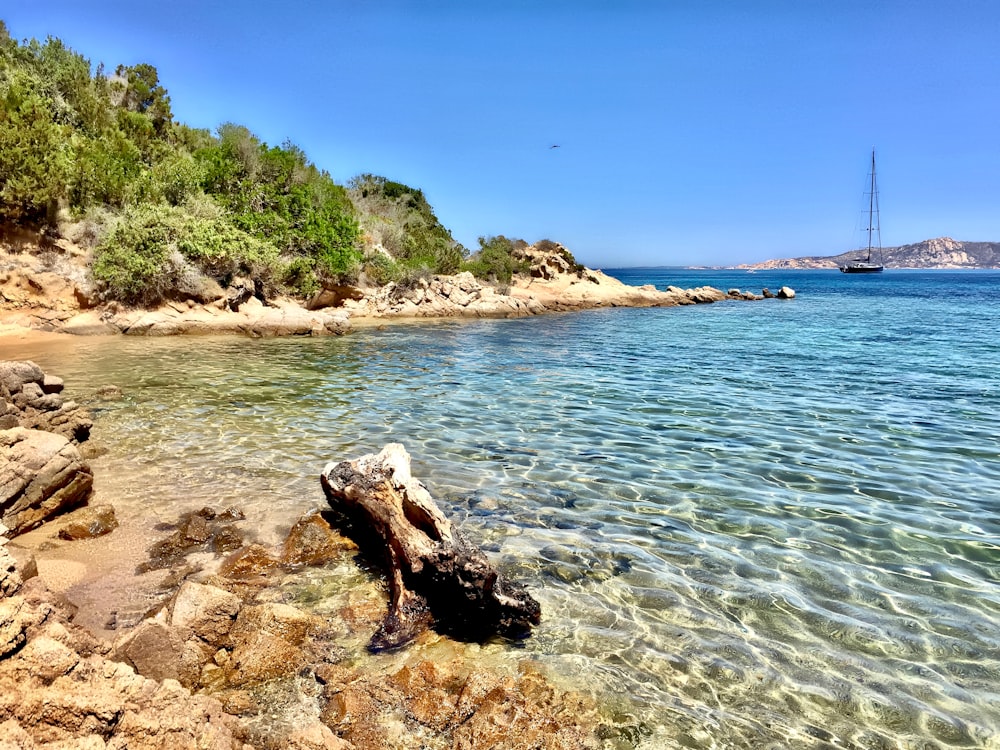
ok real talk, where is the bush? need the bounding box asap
[93,202,279,304]
[463,235,530,285]
[362,252,400,286]
[281,257,320,298]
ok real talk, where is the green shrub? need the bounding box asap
[463,235,530,285]
[93,202,279,304]
[281,257,320,298]
[363,252,400,286]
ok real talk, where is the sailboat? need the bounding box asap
[840,150,885,273]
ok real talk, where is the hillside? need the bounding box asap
[0,21,535,308]
[740,237,1000,270]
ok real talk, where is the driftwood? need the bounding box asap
[320,444,541,652]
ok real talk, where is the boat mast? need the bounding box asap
[867,149,876,262]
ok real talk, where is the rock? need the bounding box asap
[0,361,44,396]
[139,507,248,572]
[218,544,280,580]
[168,582,242,648]
[0,361,92,443]
[41,375,64,394]
[95,385,123,400]
[280,512,355,567]
[1,427,94,536]
[777,286,796,299]
[225,631,305,687]
[56,504,118,540]
[1,546,22,598]
[113,618,188,683]
[306,286,365,311]
[229,602,317,648]
[285,721,353,750]
[225,278,255,311]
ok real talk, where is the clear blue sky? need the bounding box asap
[5,1,999,267]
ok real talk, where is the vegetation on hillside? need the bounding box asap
[0,21,574,305]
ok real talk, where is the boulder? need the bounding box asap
[0,544,22,598]
[306,285,365,310]
[1,427,94,536]
[168,582,242,647]
[0,360,92,443]
[56,503,119,540]
[113,617,189,683]
[777,286,796,299]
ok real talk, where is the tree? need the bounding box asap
[116,63,172,133]
[0,70,71,224]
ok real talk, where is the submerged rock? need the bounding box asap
[56,503,118,540]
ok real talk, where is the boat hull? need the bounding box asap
[840,263,884,273]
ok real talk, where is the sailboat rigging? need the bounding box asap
[840,149,885,273]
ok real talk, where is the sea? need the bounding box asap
[5,268,999,749]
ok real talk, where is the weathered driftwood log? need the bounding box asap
[320,444,541,652]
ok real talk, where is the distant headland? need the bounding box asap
[738,237,1000,270]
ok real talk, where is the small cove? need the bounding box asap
[4,268,1000,749]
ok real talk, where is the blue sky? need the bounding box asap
[5,1,999,267]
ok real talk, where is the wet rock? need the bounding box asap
[41,375,64,395]
[0,361,92,443]
[317,656,600,750]
[212,525,246,554]
[56,503,118,540]
[218,543,280,580]
[280,512,356,567]
[1,427,94,536]
[218,506,246,521]
[138,507,248,572]
[225,630,307,687]
[222,602,326,687]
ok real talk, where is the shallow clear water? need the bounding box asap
[7,269,1000,749]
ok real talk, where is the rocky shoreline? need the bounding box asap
[2,239,794,340]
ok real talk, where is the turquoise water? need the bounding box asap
[8,269,1000,749]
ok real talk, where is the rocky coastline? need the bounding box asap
[1,238,794,340]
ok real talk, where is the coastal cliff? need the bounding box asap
[740,236,1000,270]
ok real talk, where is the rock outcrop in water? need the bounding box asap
[1,361,95,536]
[321,444,542,651]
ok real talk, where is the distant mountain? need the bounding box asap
[739,238,1000,270]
